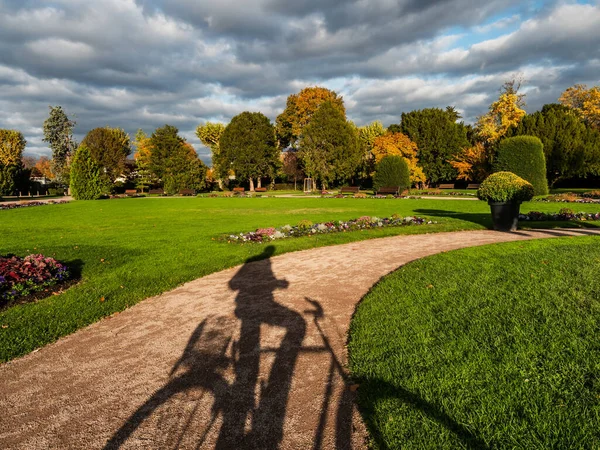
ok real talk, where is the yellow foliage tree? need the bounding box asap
[372,133,426,184]
[559,84,600,131]
[477,80,526,143]
[450,143,491,182]
[276,86,345,148]
[0,129,26,166]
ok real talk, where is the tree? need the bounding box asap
[281,150,304,190]
[450,143,492,182]
[34,156,54,179]
[220,112,279,191]
[80,127,131,182]
[298,102,361,189]
[149,125,185,180]
[133,129,156,193]
[356,121,387,181]
[162,143,207,195]
[196,122,226,179]
[505,104,600,185]
[399,107,470,184]
[559,84,600,131]
[0,129,27,166]
[476,79,526,143]
[373,156,411,192]
[42,106,77,183]
[276,87,345,148]
[494,136,548,195]
[371,132,426,185]
[70,145,109,200]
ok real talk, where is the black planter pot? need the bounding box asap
[489,201,521,231]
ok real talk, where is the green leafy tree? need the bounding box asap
[70,145,109,200]
[356,121,387,181]
[42,106,77,183]
[162,142,207,194]
[373,156,410,192]
[494,136,548,195]
[506,104,600,186]
[80,127,131,182]
[276,87,346,148]
[196,122,226,179]
[399,107,470,184]
[298,102,361,189]
[220,112,279,191]
[149,125,185,181]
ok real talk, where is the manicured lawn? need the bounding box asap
[1,197,599,362]
[348,236,600,449]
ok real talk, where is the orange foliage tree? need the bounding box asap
[34,156,54,179]
[276,86,345,148]
[450,143,491,182]
[371,133,426,185]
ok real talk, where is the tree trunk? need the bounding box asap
[294,177,297,191]
[257,178,262,189]
[249,178,255,192]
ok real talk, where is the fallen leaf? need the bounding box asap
[349,384,360,392]
[1,325,8,329]
[427,284,434,289]
[100,258,105,262]
[100,297,105,302]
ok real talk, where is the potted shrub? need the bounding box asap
[478,172,534,231]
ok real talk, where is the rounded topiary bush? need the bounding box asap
[70,145,109,200]
[373,156,410,192]
[494,136,548,195]
[478,171,534,203]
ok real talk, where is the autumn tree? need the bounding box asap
[42,106,77,183]
[298,102,361,189]
[133,129,156,192]
[506,104,600,185]
[356,121,387,180]
[34,156,54,179]
[476,79,526,143]
[220,112,279,191]
[80,127,131,182]
[450,143,491,182]
[399,107,470,184]
[371,132,426,186]
[276,87,345,148]
[559,84,600,131]
[196,122,226,179]
[0,129,28,195]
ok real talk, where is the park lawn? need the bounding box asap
[348,236,600,449]
[1,196,599,362]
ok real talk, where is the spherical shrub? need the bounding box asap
[477,172,535,203]
[494,136,548,195]
[373,156,410,192]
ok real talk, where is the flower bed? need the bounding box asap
[1,254,71,307]
[520,209,600,222]
[0,200,69,211]
[226,214,436,243]
[534,193,600,203]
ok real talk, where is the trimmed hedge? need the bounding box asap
[70,145,109,200]
[373,156,410,192]
[477,171,535,203]
[494,136,548,195]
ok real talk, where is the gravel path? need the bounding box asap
[2,228,599,449]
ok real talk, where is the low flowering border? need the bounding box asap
[225,215,437,243]
[0,200,70,211]
[1,254,71,306]
[520,210,600,222]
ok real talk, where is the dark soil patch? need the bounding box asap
[0,278,81,312]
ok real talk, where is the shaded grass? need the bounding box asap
[0,197,599,362]
[348,236,600,449]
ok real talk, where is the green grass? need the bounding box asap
[1,197,599,362]
[348,236,600,449]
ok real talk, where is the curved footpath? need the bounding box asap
[2,228,600,449]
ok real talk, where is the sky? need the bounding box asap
[0,0,599,165]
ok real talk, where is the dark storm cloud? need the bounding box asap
[0,0,598,165]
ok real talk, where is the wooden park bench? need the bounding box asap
[125,189,137,196]
[339,186,360,194]
[438,183,455,189]
[179,189,195,196]
[233,187,245,193]
[255,187,267,192]
[466,183,480,189]
[149,188,164,195]
[377,186,400,196]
